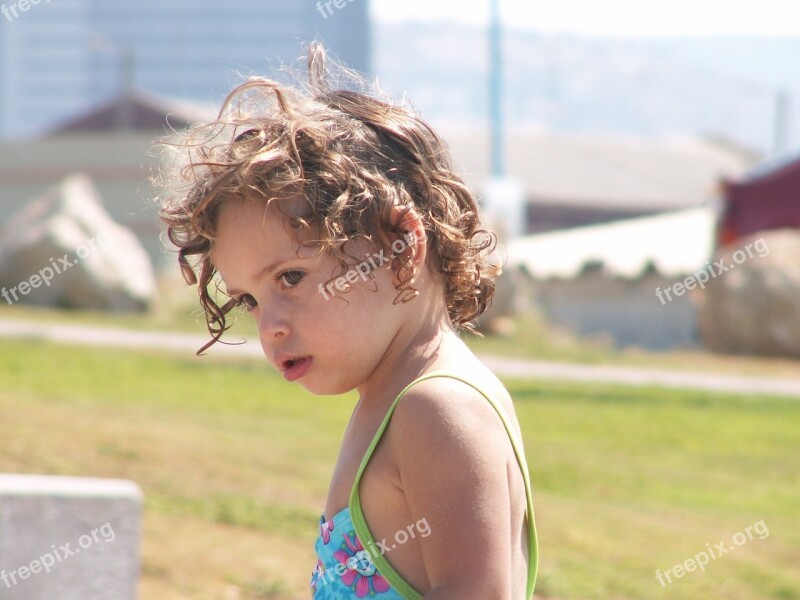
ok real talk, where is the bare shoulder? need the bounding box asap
[380,370,529,595]
[386,371,522,465]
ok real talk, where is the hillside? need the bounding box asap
[375,23,800,155]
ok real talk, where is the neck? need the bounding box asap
[355,286,457,406]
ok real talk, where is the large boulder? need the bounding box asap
[697,229,800,357]
[0,173,156,311]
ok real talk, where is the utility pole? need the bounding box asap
[773,89,791,157]
[90,35,135,131]
[117,44,135,131]
[483,0,525,240]
[489,0,503,176]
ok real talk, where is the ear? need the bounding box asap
[388,204,427,266]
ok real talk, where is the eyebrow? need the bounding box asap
[225,258,290,296]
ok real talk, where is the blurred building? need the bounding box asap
[0,0,370,138]
[463,130,760,350]
[439,128,758,234]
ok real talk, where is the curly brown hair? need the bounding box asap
[157,44,498,354]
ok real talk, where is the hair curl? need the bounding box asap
[156,44,498,354]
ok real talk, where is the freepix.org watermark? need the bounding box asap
[1,0,52,22]
[316,0,357,19]
[318,228,426,301]
[655,519,769,587]
[1,233,109,305]
[0,522,116,589]
[312,517,431,591]
[362,517,431,558]
[655,237,769,305]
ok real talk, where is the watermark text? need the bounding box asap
[1,233,110,305]
[318,228,426,301]
[311,517,431,591]
[655,519,769,586]
[1,522,116,589]
[2,0,53,23]
[655,237,769,305]
[316,0,357,19]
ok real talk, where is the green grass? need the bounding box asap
[1,339,798,599]
[505,379,799,599]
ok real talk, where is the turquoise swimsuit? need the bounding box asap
[310,372,539,599]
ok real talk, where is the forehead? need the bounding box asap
[217,191,313,236]
[211,198,305,270]
[217,197,283,236]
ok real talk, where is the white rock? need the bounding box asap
[0,173,156,311]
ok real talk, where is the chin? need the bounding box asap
[299,374,359,396]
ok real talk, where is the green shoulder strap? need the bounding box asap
[348,371,539,599]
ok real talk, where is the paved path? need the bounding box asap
[1,318,799,398]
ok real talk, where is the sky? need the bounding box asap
[370,0,800,37]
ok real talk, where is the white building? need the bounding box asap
[507,207,717,350]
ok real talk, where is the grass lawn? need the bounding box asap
[0,339,798,599]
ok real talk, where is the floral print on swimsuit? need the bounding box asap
[310,508,405,599]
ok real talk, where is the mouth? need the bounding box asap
[279,356,312,382]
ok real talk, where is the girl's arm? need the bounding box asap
[390,377,521,599]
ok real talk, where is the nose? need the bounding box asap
[256,308,290,353]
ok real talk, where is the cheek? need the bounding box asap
[306,270,398,339]
[339,269,397,317]
[314,255,396,310]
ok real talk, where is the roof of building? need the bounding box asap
[734,146,800,184]
[507,206,716,280]
[438,127,759,211]
[47,90,216,136]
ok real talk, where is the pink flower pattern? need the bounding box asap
[320,517,335,544]
[334,531,390,597]
[311,511,399,598]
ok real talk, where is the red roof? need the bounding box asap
[718,152,800,245]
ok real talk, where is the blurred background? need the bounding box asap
[2,0,800,352]
[0,1,798,599]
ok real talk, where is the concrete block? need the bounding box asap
[0,474,142,600]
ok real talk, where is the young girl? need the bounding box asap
[159,44,538,599]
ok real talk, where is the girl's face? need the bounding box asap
[211,198,411,395]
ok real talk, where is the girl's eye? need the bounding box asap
[236,294,257,312]
[278,270,305,287]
